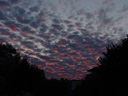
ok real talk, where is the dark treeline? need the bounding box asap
[0,43,70,96]
[73,35,128,96]
[0,35,128,96]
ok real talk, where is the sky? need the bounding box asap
[0,0,128,80]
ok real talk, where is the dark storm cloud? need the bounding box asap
[15,6,26,15]
[30,21,40,28]
[40,23,48,32]
[68,24,74,28]
[73,31,79,35]
[52,24,63,31]
[0,10,7,20]
[63,20,72,25]
[0,1,10,7]
[0,29,10,35]
[61,31,68,36]
[118,5,128,13]
[21,41,35,48]
[57,47,67,53]
[79,29,88,34]
[121,6,128,12]
[16,17,31,24]
[75,22,82,28]
[49,28,59,35]
[29,30,36,34]
[29,6,39,12]
[38,55,50,60]
[67,34,78,39]
[33,48,43,53]
[21,26,31,32]
[98,9,107,18]
[85,12,93,19]
[8,33,20,39]
[0,37,6,42]
[30,58,45,65]
[102,0,111,4]
[37,33,49,40]
[4,21,19,30]
[52,19,61,24]
[27,36,35,40]
[68,43,77,49]
[9,0,22,4]
[97,8,113,26]
[9,6,32,24]
[58,39,69,44]
[38,11,46,17]
[65,59,74,64]
[42,29,107,79]
[103,18,112,25]
[48,59,59,64]
[43,49,53,54]
[21,26,36,35]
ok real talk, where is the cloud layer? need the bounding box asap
[0,0,128,79]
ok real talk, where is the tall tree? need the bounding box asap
[74,35,128,96]
[0,43,46,96]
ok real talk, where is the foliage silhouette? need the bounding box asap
[74,35,128,96]
[3,35,128,96]
[0,43,71,96]
[0,43,46,96]
[45,78,70,96]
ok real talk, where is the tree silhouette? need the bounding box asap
[74,35,128,96]
[0,43,71,96]
[45,78,70,96]
[0,43,46,96]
